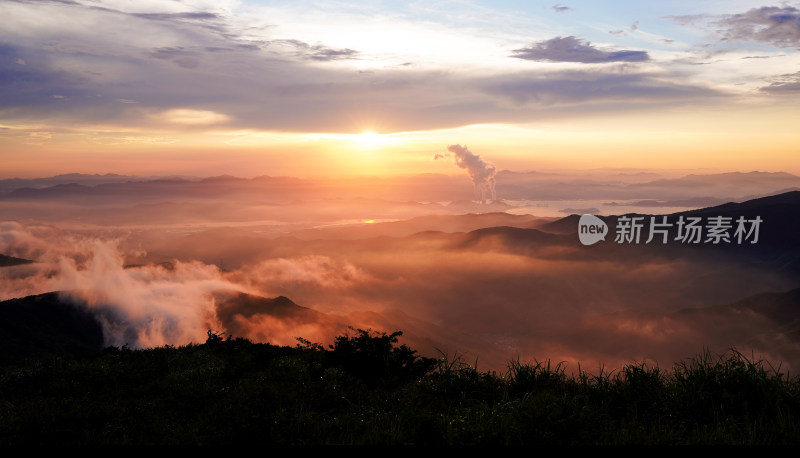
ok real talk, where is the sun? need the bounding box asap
[354,131,392,149]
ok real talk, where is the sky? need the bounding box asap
[1,0,799,178]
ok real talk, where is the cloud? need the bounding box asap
[0,221,83,265]
[481,69,719,106]
[157,108,231,126]
[54,241,232,348]
[227,255,370,296]
[511,36,649,63]
[761,71,800,93]
[131,11,221,22]
[270,39,359,62]
[146,47,203,69]
[669,7,800,48]
[0,3,372,131]
[0,1,727,134]
[714,6,800,47]
[664,14,712,27]
[0,221,308,348]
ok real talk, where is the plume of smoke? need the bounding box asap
[437,144,497,203]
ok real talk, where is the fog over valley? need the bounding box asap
[2,170,799,373]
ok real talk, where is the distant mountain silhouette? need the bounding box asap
[536,214,583,235]
[677,287,800,328]
[446,200,512,212]
[604,197,733,208]
[212,291,350,345]
[565,286,800,370]
[455,227,562,253]
[213,291,328,331]
[629,171,800,193]
[497,170,800,200]
[0,254,33,267]
[290,212,550,241]
[3,171,799,205]
[9,182,94,198]
[670,287,800,367]
[200,175,247,183]
[0,173,143,194]
[540,190,800,246]
[475,190,800,277]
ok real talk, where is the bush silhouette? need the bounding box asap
[205,330,226,346]
[326,327,436,384]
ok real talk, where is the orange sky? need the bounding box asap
[2,1,799,178]
[3,102,798,178]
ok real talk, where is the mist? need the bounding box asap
[2,208,797,373]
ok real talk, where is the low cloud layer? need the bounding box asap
[511,36,649,63]
[0,222,347,348]
[0,222,234,346]
[3,216,798,374]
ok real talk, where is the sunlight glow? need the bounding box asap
[354,131,393,150]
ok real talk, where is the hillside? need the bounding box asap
[0,292,104,364]
[1,329,798,445]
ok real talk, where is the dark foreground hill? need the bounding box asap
[0,292,104,364]
[1,328,799,445]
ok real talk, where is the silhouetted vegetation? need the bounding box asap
[321,327,437,385]
[0,329,798,445]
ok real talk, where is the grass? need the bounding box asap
[0,329,798,445]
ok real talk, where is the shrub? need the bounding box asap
[326,327,437,384]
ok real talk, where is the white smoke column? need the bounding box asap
[438,144,497,203]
